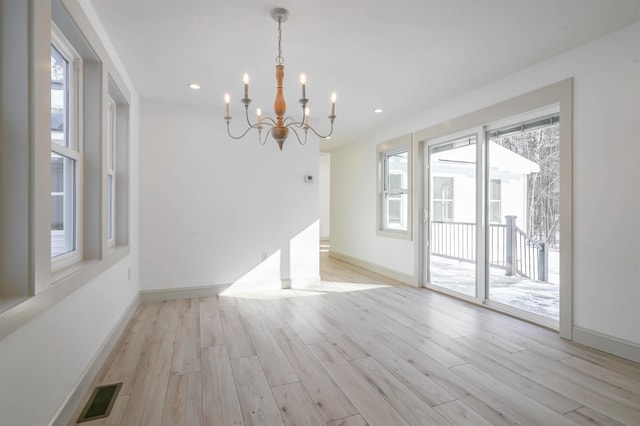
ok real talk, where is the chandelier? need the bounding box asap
[224,7,336,151]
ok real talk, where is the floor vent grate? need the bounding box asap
[77,383,122,423]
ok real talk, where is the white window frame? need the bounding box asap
[51,24,83,271]
[377,133,412,239]
[383,149,408,229]
[107,96,116,248]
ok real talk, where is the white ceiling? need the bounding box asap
[88,0,640,150]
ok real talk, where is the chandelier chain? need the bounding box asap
[276,18,284,65]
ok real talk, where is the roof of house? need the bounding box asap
[432,141,540,175]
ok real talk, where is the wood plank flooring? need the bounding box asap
[71,248,640,425]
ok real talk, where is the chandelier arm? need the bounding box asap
[258,127,273,145]
[244,105,255,128]
[228,121,279,143]
[227,121,257,139]
[284,120,303,129]
[299,105,307,127]
[304,119,336,139]
[261,117,277,126]
[282,116,297,126]
[288,126,308,146]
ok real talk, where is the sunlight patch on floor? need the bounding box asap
[221,279,390,301]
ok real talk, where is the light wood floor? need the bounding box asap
[71,249,640,425]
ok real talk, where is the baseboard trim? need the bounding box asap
[573,326,640,363]
[140,284,231,302]
[139,277,325,302]
[49,293,140,426]
[329,251,417,286]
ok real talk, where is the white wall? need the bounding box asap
[320,152,331,239]
[332,138,415,276]
[331,22,640,347]
[139,101,320,292]
[0,1,140,424]
[0,261,139,425]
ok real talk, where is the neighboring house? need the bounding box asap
[430,142,544,281]
[430,141,540,227]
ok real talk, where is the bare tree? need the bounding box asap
[494,123,560,248]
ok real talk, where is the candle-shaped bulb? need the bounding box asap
[224,93,230,117]
[243,73,249,99]
[300,73,307,99]
[304,107,310,126]
[256,107,262,124]
[330,93,337,116]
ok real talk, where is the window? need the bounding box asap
[107,96,116,247]
[377,134,412,238]
[50,28,82,266]
[107,77,130,248]
[382,149,408,231]
[432,176,454,221]
[489,179,501,223]
[0,0,133,322]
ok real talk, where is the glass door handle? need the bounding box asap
[423,209,428,223]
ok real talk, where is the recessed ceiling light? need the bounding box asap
[325,136,332,140]
[374,108,383,114]
[189,83,201,90]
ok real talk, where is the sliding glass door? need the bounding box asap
[487,115,560,321]
[427,135,477,298]
[424,111,561,326]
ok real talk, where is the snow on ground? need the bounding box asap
[430,255,559,320]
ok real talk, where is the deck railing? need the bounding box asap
[431,215,548,281]
[430,221,476,262]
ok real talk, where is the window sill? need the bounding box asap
[0,245,130,341]
[377,229,413,241]
[0,296,30,316]
[51,257,95,285]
